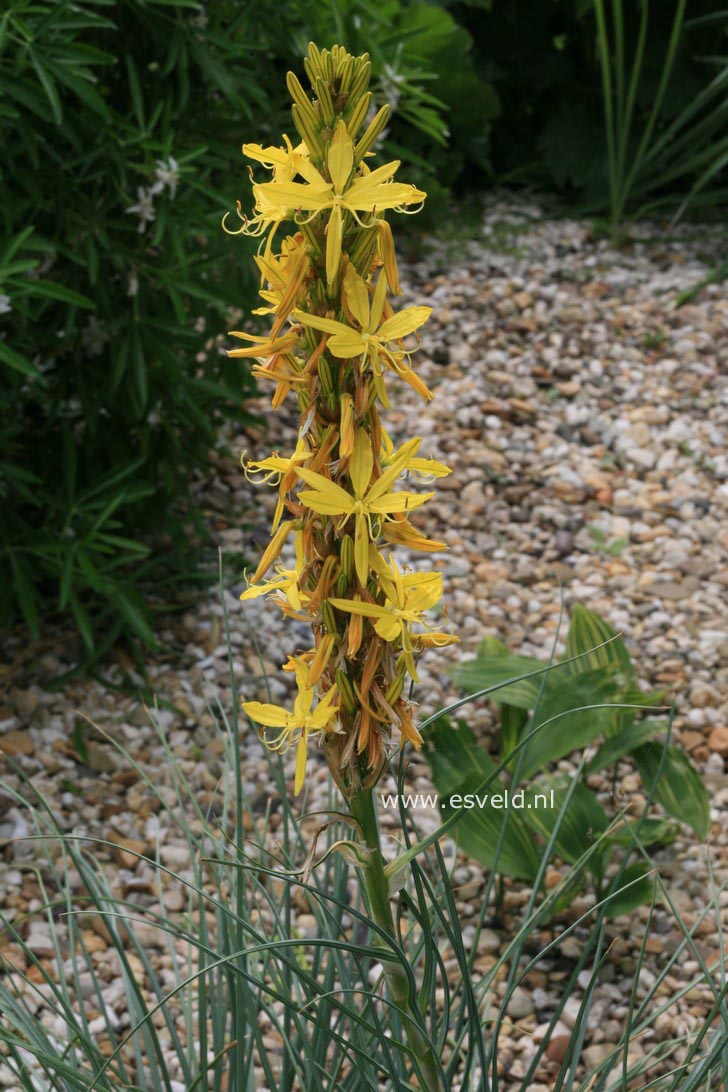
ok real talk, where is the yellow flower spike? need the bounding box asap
[227,45,455,817]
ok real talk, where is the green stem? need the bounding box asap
[349,786,444,1090]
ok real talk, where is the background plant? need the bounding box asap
[423,604,709,914]
[0,0,475,660]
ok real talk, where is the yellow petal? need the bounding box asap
[328,120,354,194]
[365,437,422,502]
[404,572,443,613]
[252,520,295,582]
[293,310,351,337]
[255,180,331,212]
[299,489,351,516]
[367,490,433,514]
[326,203,343,286]
[327,331,368,358]
[296,467,353,510]
[349,428,373,498]
[370,270,389,330]
[243,701,290,729]
[294,731,308,794]
[378,306,432,341]
[327,598,391,619]
[355,511,369,585]
[343,266,370,330]
[373,615,401,643]
[407,456,452,479]
[240,577,284,601]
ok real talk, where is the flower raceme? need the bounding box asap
[229,43,456,798]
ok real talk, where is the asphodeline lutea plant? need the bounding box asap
[225,43,454,1088]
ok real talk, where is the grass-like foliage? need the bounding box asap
[0,598,724,1089]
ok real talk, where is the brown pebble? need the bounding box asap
[0,731,35,757]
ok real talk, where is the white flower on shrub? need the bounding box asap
[0,294,11,315]
[81,316,109,356]
[127,272,139,297]
[125,186,156,233]
[152,155,180,199]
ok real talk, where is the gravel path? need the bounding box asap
[1,196,727,1088]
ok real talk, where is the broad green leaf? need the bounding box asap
[423,717,541,880]
[584,717,665,774]
[633,743,710,841]
[602,861,655,917]
[450,651,563,709]
[609,817,678,850]
[517,667,627,780]
[521,778,610,877]
[563,603,634,679]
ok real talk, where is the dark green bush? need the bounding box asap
[0,0,477,659]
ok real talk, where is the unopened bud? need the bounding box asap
[322,599,338,634]
[354,105,390,164]
[385,672,406,705]
[340,534,354,579]
[336,669,358,714]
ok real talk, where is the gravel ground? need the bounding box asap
[1,196,727,1089]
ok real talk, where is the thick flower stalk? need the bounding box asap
[227,43,454,1087]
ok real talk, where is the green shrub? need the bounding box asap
[0,0,470,658]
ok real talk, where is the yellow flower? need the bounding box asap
[382,515,447,553]
[240,531,305,611]
[227,327,299,360]
[296,429,433,585]
[253,120,425,284]
[244,438,311,530]
[253,235,310,324]
[380,427,452,482]
[329,559,450,681]
[243,135,311,182]
[243,659,340,793]
[292,266,433,402]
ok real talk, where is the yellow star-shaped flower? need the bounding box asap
[243,659,339,794]
[293,266,433,402]
[296,430,433,585]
